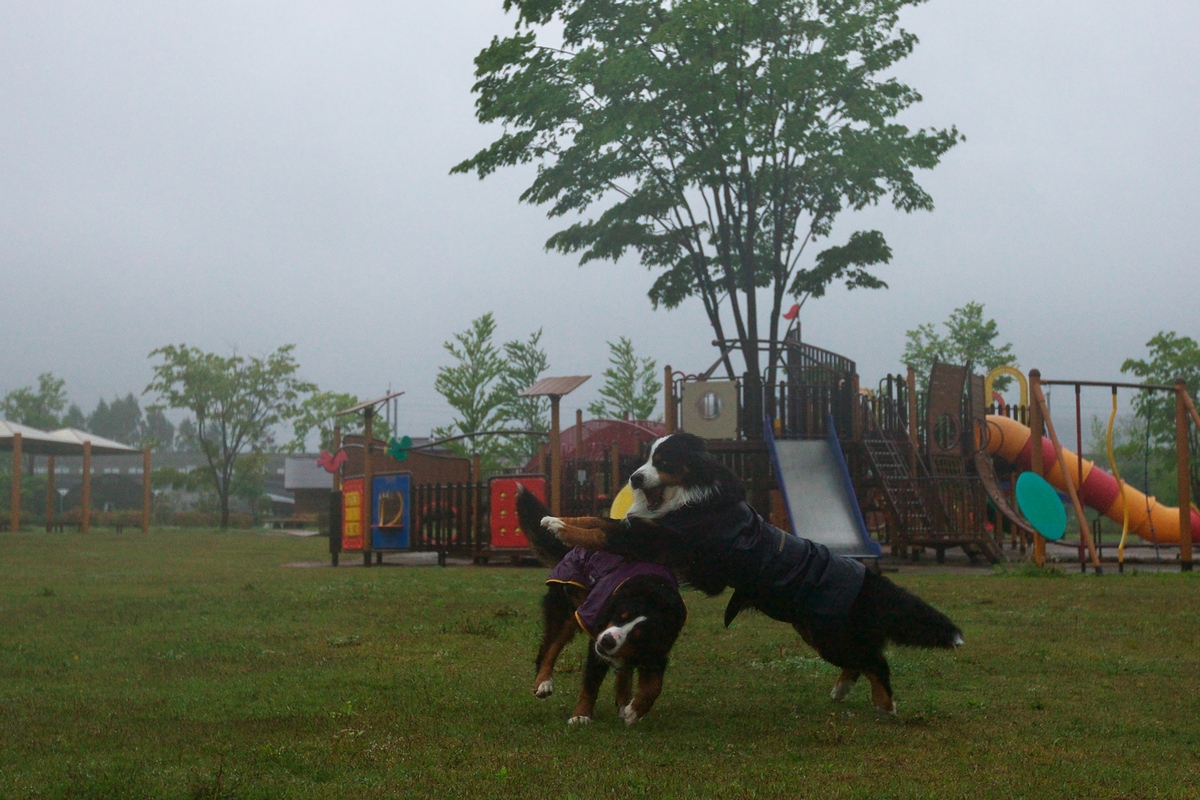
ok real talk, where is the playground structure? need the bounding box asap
[321,329,1200,572]
[984,370,1199,573]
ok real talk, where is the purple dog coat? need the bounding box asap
[548,547,679,637]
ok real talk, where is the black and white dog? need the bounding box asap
[538,433,962,715]
[517,487,687,726]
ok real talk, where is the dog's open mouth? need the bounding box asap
[643,484,665,511]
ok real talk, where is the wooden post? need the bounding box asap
[550,395,562,516]
[664,365,675,434]
[610,439,621,498]
[332,427,342,492]
[362,407,373,566]
[10,432,21,532]
[142,448,152,534]
[45,455,55,532]
[1075,384,1085,570]
[472,453,482,484]
[906,366,919,471]
[575,408,584,458]
[850,373,861,441]
[81,440,92,533]
[1033,380,1102,573]
[1176,378,1193,571]
[1028,369,1046,566]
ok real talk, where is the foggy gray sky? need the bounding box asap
[2,1,1198,440]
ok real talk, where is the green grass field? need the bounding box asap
[2,529,1199,799]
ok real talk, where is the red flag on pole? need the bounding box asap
[782,303,800,321]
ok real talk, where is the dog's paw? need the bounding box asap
[534,679,554,699]
[541,516,565,536]
[619,704,641,726]
[830,682,854,702]
[567,715,592,726]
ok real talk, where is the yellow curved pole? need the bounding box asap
[1106,388,1131,564]
[985,366,1029,408]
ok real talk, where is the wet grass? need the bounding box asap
[2,529,1199,798]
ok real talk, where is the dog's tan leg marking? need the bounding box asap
[865,672,896,715]
[614,668,633,711]
[621,670,664,726]
[830,669,860,702]
[534,617,578,698]
[553,524,610,550]
[558,516,612,530]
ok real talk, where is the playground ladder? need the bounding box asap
[862,430,1002,564]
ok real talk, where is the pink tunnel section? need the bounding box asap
[985,414,1200,545]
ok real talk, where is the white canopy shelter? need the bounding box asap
[3,420,150,533]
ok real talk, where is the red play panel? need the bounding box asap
[489,476,546,549]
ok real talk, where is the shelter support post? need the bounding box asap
[45,455,55,532]
[81,441,92,533]
[142,449,151,534]
[10,432,21,532]
[1176,379,1193,571]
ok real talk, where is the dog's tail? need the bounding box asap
[515,485,570,567]
[861,571,964,649]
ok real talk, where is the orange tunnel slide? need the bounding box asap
[985,414,1200,545]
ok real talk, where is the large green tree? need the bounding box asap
[902,301,1017,394]
[588,337,662,421]
[145,344,314,528]
[455,0,960,429]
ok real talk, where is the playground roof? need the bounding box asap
[0,420,82,455]
[51,428,140,456]
[0,420,140,456]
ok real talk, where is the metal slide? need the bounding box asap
[764,416,882,559]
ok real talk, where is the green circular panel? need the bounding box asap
[1016,472,1067,541]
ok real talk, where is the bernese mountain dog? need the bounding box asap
[534,433,963,715]
[517,486,687,726]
